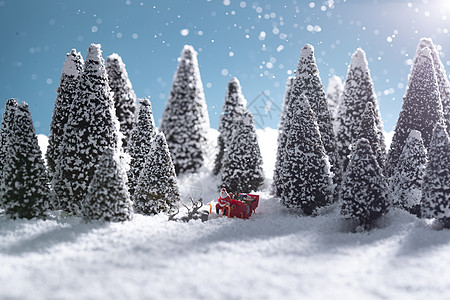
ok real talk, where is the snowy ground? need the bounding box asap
[1,129,449,300]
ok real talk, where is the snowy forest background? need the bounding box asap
[2,1,450,299]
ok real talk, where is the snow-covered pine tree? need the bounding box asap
[2,102,50,219]
[281,94,333,215]
[385,46,444,177]
[356,102,386,169]
[0,98,18,208]
[133,131,180,215]
[106,53,137,149]
[160,45,210,175]
[46,49,84,179]
[421,123,450,225]
[390,130,427,216]
[83,147,133,222]
[127,98,156,197]
[296,44,339,187]
[340,138,389,229]
[213,77,247,176]
[220,109,264,193]
[416,38,450,127]
[273,76,295,197]
[53,44,121,215]
[336,48,385,174]
[325,75,344,133]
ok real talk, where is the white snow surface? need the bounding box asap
[2,128,450,299]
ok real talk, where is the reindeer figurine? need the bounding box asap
[168,198,209,222]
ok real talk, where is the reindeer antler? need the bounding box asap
[168,207,180,221]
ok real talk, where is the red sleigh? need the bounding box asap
[213,193,259,219]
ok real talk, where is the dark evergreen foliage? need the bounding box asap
[356,102,386,169]
[281,94,333,215]
[160,45,210,175]
[127,98,156,197]
[416,38,450,127]
[421,123,450,223]
[53,44,121,215]
[83,148,133,222]
[385,46,444,177]
[213,77,246,176]
[340,138,389,229]
[47,49,84,179]
[2,102,50,219]
[133,132,180,215]
[390,130,427,216]
[220,109,264,193]
[0,98,18,208]
[336,48,385,174]
[295,44,339,187]
[106,53,137,149]
[273,76,295,197]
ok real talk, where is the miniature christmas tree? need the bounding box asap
[326,75,344,133]
[421,123,450,225]
[340,138,389,229]
[2,102,50,219]
[281,94,333,215]
[133,132,180,215]
[273,76,295,197]
[385,46,444,177]
[390,130,427,216]
[47,49,84,179]
[53,44,121,215]
[160,45,210,175]
[295,44,339,187]
[356,102,386,169]
[336,48,385,174]
[220,109,264,193]
[415,38,450,127]
[106,53,137,149]
[213,77,247,176]
[0,98,18,208]
[83,147,133,222]
[127,98,157,197]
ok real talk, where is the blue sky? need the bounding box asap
[1,0,450,135]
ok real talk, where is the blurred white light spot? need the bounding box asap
[91,26,98,33]
[309,2,315,8]
[46,78,53,85]
[125,0,131,5]
[240,1,246,8]
[96,18,103,24]
[132,33,138,39]
[206,82,212,88]
[258,31,266,40]
[229,51,234,57]
[117,32,123,38]
[180,29,189,36]
[221,69,229,76]
[223,0,230,6]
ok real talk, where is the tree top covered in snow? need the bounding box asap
[62,49,84,77]
[349,48,369,73]
[326,75,343,95]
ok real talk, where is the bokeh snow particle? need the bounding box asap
[240,1,246,8]
[91,26,98,33]
[180,29,189,36]
[221,69,229,76]
[223,0,230,6]
[132,33,139,39]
